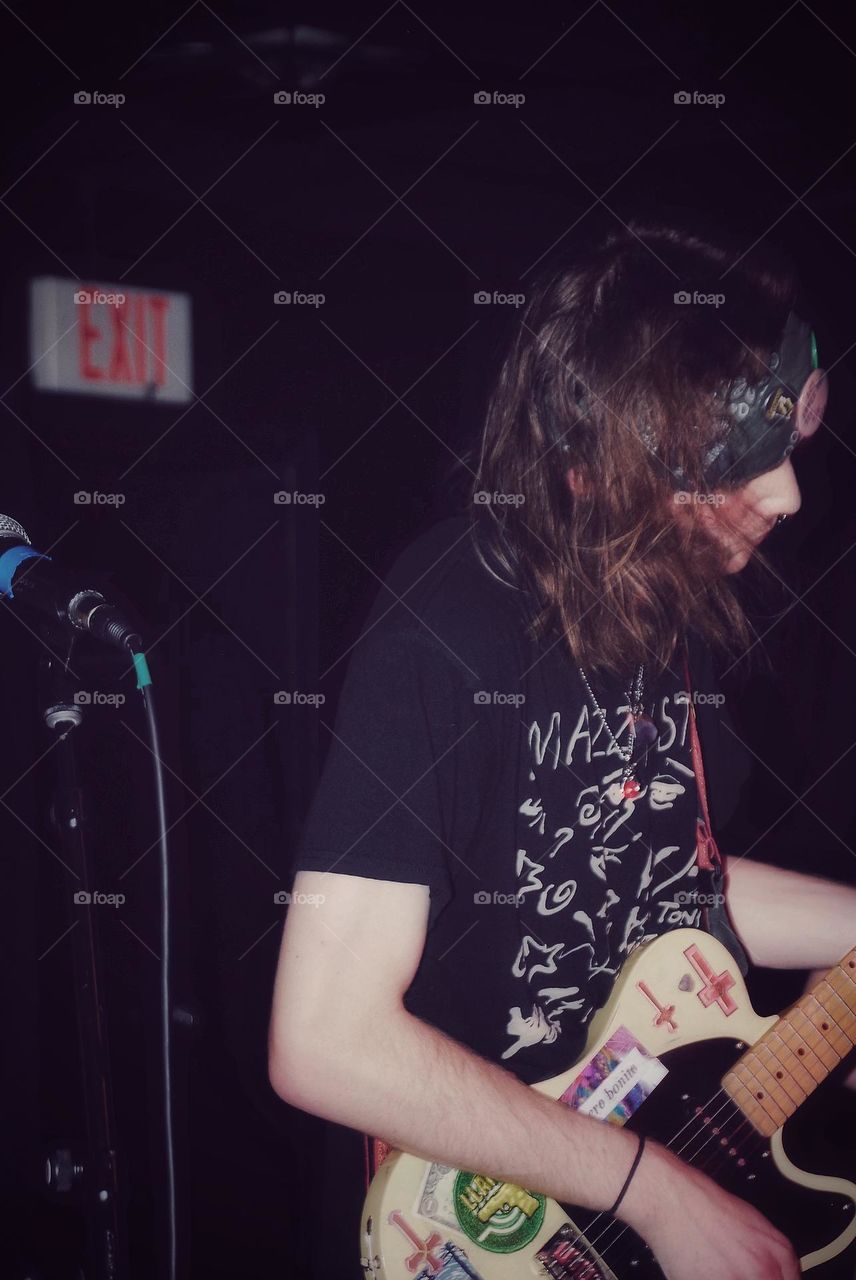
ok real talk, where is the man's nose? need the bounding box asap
[771,457,802,516]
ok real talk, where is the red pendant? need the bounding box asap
[623,776,641,798]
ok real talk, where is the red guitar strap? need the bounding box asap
[364,1134,392,1191]
[682,648,723,875]
[368,1136,394,1182]
[681,646,750,977]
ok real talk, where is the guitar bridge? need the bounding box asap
[535,1221,618,1278]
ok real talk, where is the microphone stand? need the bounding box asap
[41,640,128,1280]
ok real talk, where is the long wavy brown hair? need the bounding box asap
[470,220,799,680]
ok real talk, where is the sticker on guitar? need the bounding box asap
[683,942,738,1015]
[560,1025,668,1124]
[414,1162,546,1256]
[387,1212,485,1278]
[412,1241,484,1279]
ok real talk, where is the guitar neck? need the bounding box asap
[723,946,856,1136]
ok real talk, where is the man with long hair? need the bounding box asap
[268,222,853,1279]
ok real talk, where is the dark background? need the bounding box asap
[0,3,855,1277]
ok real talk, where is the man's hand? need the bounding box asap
[621,1141,801,1280]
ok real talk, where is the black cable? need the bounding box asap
[135,664,177,1280]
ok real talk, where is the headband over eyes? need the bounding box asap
[692,310,827,489]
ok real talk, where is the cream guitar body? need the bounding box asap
[360,928,856,1279]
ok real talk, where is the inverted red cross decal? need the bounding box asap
[637,980,678,1031]
[683,943,737,1016]
[388,1210,445,1274]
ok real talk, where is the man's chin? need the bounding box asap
[723,544,753,574]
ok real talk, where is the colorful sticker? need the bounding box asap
[536,1223,610,1279]
[415,1240,485,1280]
[560,1025,667,1125]
[453,1170,546,1254]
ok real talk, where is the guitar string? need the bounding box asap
[541,1003,853,1272]
[552,1090,762,1272]
[552,1043,837,1272]
[589,1022,850,1269]
[558,1046,843,1274]
[551,1034,795,1259]
[678,1100,763,1175]
[545,978,853,1267]
[522,1090,730,1271]
[577,1072,833,1271]
[672,1023,847,1184]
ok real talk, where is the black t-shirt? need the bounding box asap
[293,517,751,1085]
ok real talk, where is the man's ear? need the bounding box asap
[566,465,585,495]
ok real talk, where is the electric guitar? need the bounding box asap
[360,927,856,1278]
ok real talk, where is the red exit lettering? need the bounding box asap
[78,289,171,388]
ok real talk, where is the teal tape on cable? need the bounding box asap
[132,651,152,689]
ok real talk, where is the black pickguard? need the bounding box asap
[549,1039,856,1279]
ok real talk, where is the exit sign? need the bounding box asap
[29,276,193,403]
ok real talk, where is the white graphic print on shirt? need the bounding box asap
[503,688,700,1061]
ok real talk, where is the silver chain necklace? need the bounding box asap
[578,663,657,797]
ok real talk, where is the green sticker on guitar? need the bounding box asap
[453,1170,546,1253]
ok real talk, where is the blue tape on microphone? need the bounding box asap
[0,546,49,599]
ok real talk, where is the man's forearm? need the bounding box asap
[271,1005,668,1233]
[725,856,856,970]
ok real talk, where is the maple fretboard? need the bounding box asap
[723,946,856,1136]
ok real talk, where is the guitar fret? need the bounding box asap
[752,1042,806,1107]
[777,1021,827,1082]
[764,1031,816,1095]
[815,983,856,1040]
[790,1007,841,1069]
[826,965,856,1012]
[818,967,854,998]
[802,994,852,1058]
[733,1060,790,1128]
[721,1073,778,1137]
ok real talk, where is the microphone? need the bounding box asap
[0,513,141,651]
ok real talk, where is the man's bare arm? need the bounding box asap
[268,870,798,1279]
[726,857,856,969]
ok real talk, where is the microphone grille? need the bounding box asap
[0,514,31,544]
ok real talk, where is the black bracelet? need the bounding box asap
[608,1133,646,1217]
